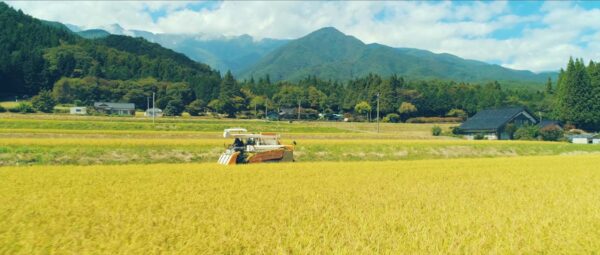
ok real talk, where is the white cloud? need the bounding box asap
[6,1,600,72]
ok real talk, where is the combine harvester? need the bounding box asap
[217,128,294,165]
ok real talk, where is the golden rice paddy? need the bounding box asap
[1,155,599,254]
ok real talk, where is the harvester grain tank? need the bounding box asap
[218,128,294,165]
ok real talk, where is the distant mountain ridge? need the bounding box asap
[241,27,556,85]
[0,3,220,96]
[67,24,288,74]
[68,24,556,86]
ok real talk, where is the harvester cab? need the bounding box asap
[217,128,294,165]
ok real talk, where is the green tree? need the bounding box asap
[207,99,224,113]
[378,75,399,114]
[218,71,239,117]
[545,77,553,94]
[273,85,303,108]
[513,125,540,140]
[540,126,563,141]
[163,99,184,116]
[307,86,327,110]
[249,96,266,117]
[31,90,56,113]
[555,58,594,130]
[431,125,442,136]
[354,101,371,121]
[383,113,400,123]
[398,102,417,122]
[185,99,206,116]
[446,108,467,119]
[14,102,35,113]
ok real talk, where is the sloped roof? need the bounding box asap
[459,106,536,131]
[538,120,561,128]
[94,102,135,110]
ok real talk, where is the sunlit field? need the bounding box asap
[1,113,600,253]
[1,156,600,253]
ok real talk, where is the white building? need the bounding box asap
[145,108,163,117]
[69,107,87,115]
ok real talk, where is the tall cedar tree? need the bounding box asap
[555,58,594,129]
[545,77,553,94]
[219,71,239,117]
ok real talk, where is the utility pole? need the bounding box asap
[539,111,543,123]
[297,99,301,120]
[376,92,380,133]
[265,104,268,120]
[152,92,155,124]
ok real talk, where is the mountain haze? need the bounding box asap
[242,27,555,85]
[66,24,288,75]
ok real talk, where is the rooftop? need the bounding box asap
[460,106,536,131]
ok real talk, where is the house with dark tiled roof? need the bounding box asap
[459,106,538,140]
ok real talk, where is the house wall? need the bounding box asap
[573,138,590,144]
[70,107,87,115]
[497,112,538,140]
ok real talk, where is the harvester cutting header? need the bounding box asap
[217,128,295,165]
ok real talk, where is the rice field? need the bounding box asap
[1,113,600,253]
[1,155,599,254]
[1,137,599,166]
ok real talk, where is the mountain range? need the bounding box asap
[70,24,288,75]
[241,27,556,85]
[70,25,555,87]
[0,2,220,96]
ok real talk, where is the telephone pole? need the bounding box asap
[376,92,380,133]
[152,92,155,124]
[297,99,301,120]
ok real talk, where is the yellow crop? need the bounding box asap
[0,137,555,146]
[1,155,599,254]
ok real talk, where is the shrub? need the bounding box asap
[163,100,184,116]
[31,90,56,113]
[53,108,69,114]
[514,125,540,140]
[301,108,319,120]
[540,126,564,141]
[431,125,442,136]
[383,113,400,123]
[446,109,467,119]
[13,102,35,113]
[0,105,5,113]
[474,134,485,140]
[185,99,206,116]
[406,117,463,123]
[451,126,462,135]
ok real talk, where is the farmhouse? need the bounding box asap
[459,106,538,140]
[94,102,135,116]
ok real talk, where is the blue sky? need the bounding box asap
[7,1,600,72]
